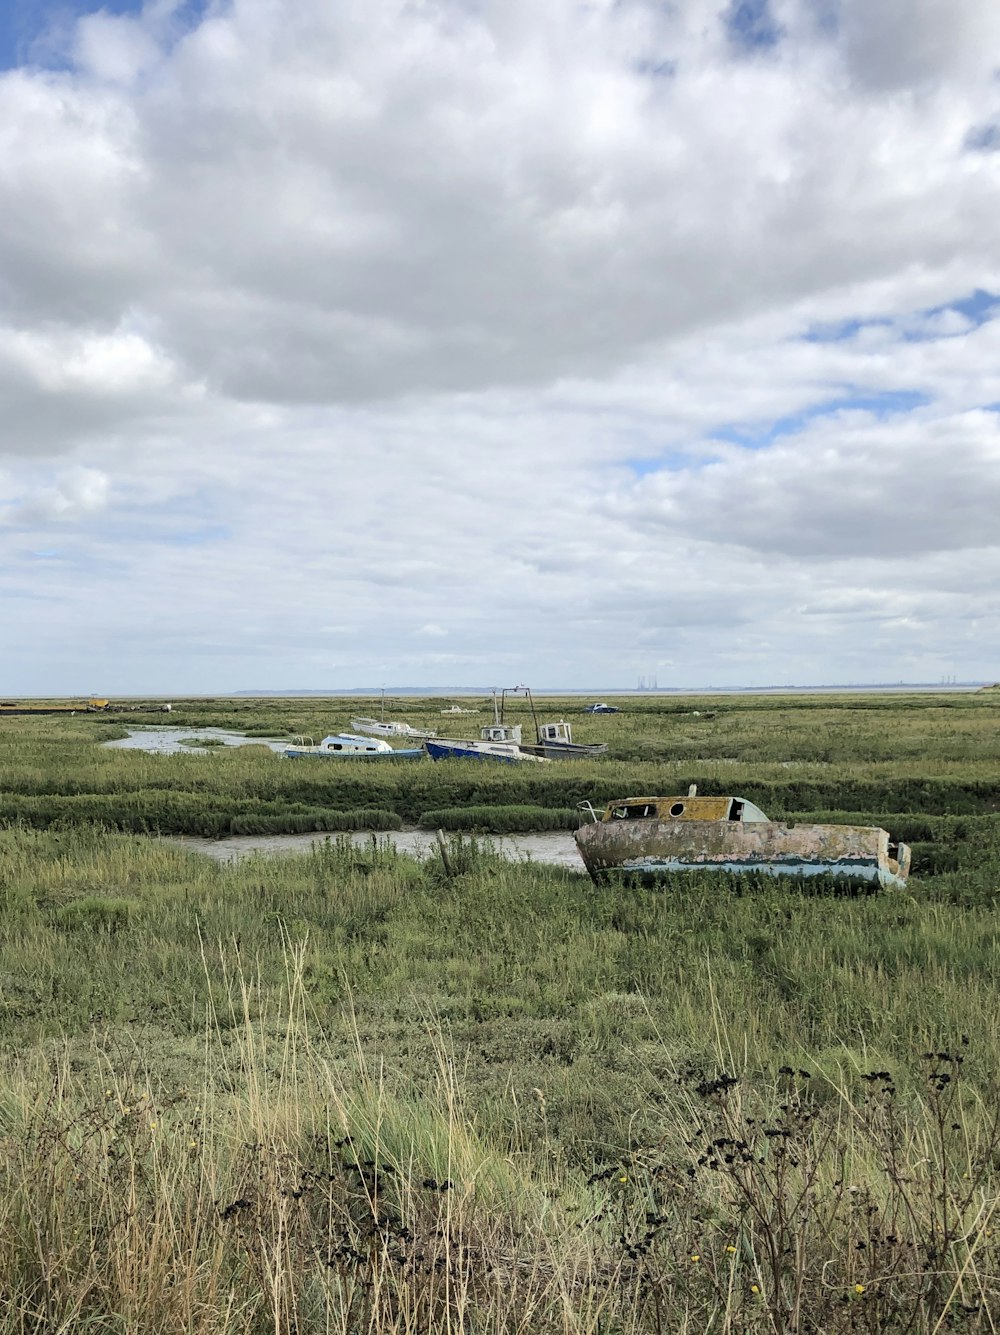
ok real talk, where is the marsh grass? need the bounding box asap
[2,693,999,836]
[1,696,1000,1329]
[1,943,999,1333]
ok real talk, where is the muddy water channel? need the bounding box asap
[169,829,586,871]
[104,728,287,753]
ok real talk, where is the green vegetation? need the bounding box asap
[2,691,999,836]
[418,803,581,832]
[0,693,999,1331]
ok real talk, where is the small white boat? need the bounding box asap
[350,717,438,739]
[520,719,608,760]
[283,733,424,760]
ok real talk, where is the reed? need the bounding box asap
[1,694,999,1329]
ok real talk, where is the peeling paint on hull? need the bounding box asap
[606,856,906,890]
[574,794,911,892]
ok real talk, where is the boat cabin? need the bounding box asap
[600,790,769,824]
[480,722,522,744]
[537,720,573,744]
[319,734,394,754]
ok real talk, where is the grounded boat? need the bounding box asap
[519,719,608,760]
[424,688,551,764]
[424,721,550,765]
[350,717,437,740]
[283,733,424,760]
[574,786,911,890]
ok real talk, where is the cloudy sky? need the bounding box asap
[2,0,999,694]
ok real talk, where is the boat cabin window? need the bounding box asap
[729,800,744,821]
[668,802,685,817]
[610,802,658,820]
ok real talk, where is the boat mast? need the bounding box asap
[501,684,538,738]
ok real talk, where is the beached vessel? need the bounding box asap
[283,733,424,760]
[424,718,550,764]
[519,718,608,760]
[491,686,607,760]
[574,786,911,890]
[350,717,437,739]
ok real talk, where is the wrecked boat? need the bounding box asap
[574,786,911,890]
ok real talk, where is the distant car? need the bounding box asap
[583,702,621,713]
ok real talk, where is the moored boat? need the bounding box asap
[574,786,911,890]
[424,734,550,764]
[423,690,551,764]
[519,719,608,760]
[283,733,424,760]
[424,718,550,764]
[350,717,437,739]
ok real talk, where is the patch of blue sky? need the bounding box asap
[710,389,930,449]
[0,0,208,72]
[634,57,676,79]
[945,290,1000,323]
[724,0,783,52]
[803,316,892,344]
[804,290,999,345]
[965,123,1000,153]
[623,452,703,478]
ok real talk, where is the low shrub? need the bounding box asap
[228,808,402,835]
[418,805,581,833]
[52,896,138,933]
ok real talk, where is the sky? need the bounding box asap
[2,0,1000,694]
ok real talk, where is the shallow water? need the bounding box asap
[103,727,287,754]
[168,828,586,870]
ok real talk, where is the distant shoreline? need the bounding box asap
[5,683,991,701]
[231,682,992,697]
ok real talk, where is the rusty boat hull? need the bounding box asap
[574,792,911,891]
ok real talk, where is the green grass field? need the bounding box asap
[1,693,999,1331]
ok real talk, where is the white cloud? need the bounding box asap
[11,466,112,523]
[0,0,998,690]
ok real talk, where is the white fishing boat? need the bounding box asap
[350,716,437,739]
[283,733,424,760]
[519,718,608,760]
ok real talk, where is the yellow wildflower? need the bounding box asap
[855,1284,865,1295]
